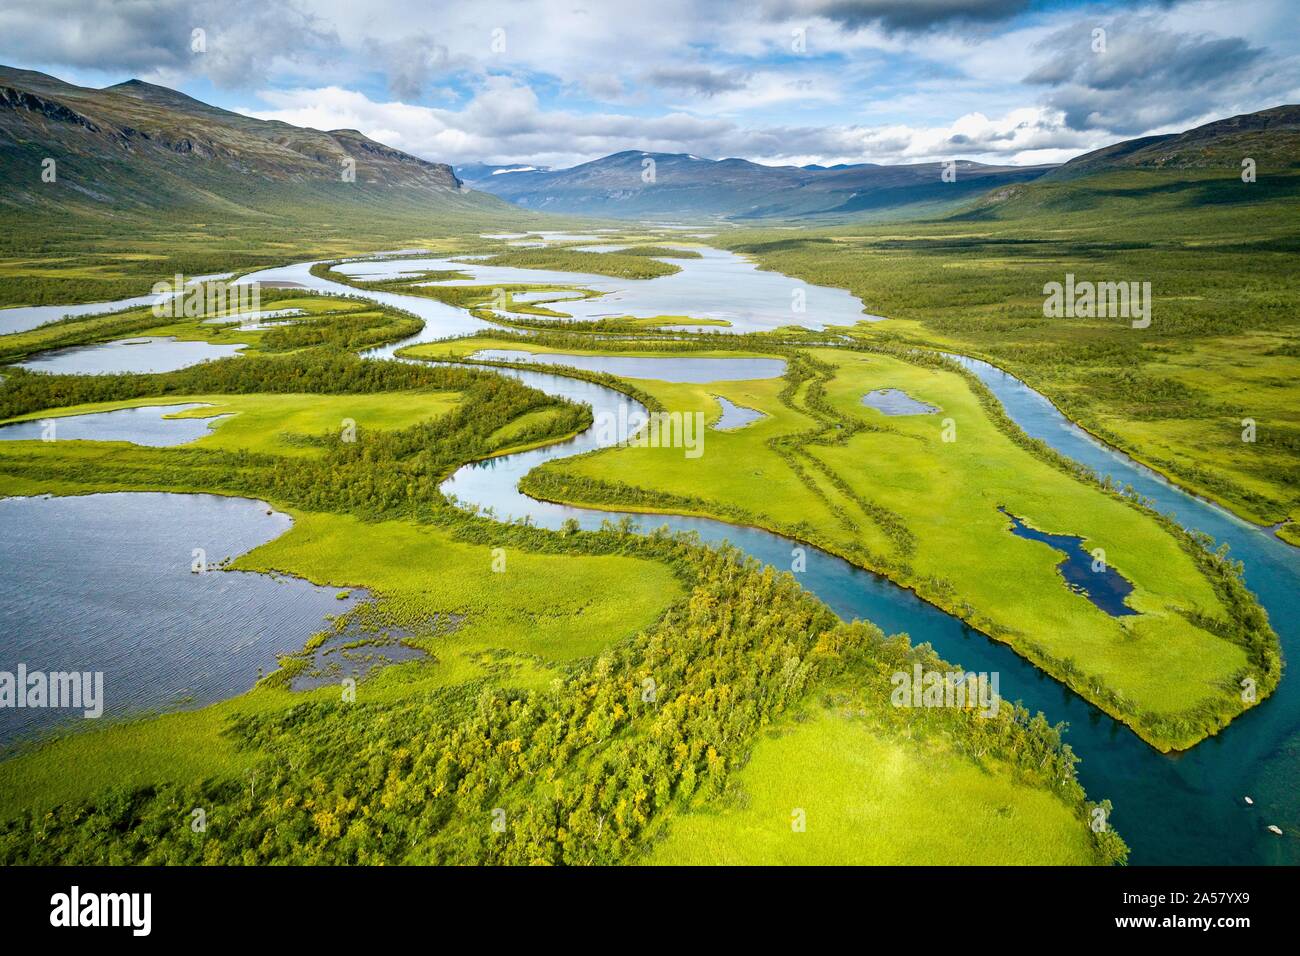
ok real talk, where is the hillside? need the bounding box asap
[459,149,1054,220]
[0,65,503,221]
[965,104,1300,217]
[1045,105,1300,180]
[0,66,537,307]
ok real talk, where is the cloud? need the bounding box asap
[3,0,1295,170]
[0,0,339,88]
[364,34,471,101]
[644,66,751,96]
[1025,16,1266,132]
[762,0,1031,33]
[244,78,1105,168]
[244,79,735,168]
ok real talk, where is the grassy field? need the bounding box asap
[648,703,1099,865]
[1,391,464,456]
[722,168,1300,542]
[484,337,1272,749]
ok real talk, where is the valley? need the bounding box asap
[0,59,1297,877]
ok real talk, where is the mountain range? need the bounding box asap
[456,152,1054,220]
[2,64,1296,229]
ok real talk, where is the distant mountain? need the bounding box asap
[1045,105,1300,180]
[456,162,553,182]
[0,65,503,221]
[460,149,1055,220]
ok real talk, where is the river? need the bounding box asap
[5,246,1298,863]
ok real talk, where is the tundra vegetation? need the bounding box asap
[720,167,1300,545]
[0,290,1122,865]
[433,335,1278,752]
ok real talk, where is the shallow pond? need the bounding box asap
[861,388,938,415]
[0,404,225,447]
[469,349,786,382]
[17,336,246,375]
[0,493,358,747]
[289,631,428,692]
[1001,508,1137,616]
[712,396,766,430]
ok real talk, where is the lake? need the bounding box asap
[0,493,356,747]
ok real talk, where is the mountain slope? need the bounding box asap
[0,65,503,221]
[961,104,1300,218]
[1045,105,1300,180]
[460,149,1054,220]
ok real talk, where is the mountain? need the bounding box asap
[459,149,1055,220]
[455,162,553,182]
[1044,105,1300,180]
[0,65,502,221]
[961,104,1300,218]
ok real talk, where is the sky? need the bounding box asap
[1,0,1296,170]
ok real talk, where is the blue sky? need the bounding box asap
[2,0,1296,168]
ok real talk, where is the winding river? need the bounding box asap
[6,247,1299,864]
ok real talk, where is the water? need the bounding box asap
[861,388,939,415]
[234,261,485,344]
[288,631,428,692]
[17,336,245,375]
[1001,508,1138,617]
[0,404,226,447]
[0,493,357,746]
[480,232,610,243]
[508,290,586,305]
[333,246,877,332]
[9,251,1299,863]
[440,354,1300,865]
[0,273,235,335]
[713,396,766,430]
[469,349,786,382]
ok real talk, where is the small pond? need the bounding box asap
[0,403,226,447]
[712,396,766,430]
[861,388,939,415]
[15,336,246,375]
[1001,508,1138,617]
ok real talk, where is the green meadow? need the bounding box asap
[0,290,1121,865]
[722,168,1300,543]
[648,704,1099,866]
[479,337,1274,750]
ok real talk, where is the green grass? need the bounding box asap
[515,340,1269,749]
[1,390,464,456]
[722,168,1300,538]
[237,510,681,665]
[647,704,1099,865]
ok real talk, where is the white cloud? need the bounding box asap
[3,0,1296,169]
[244,81,1106,167]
